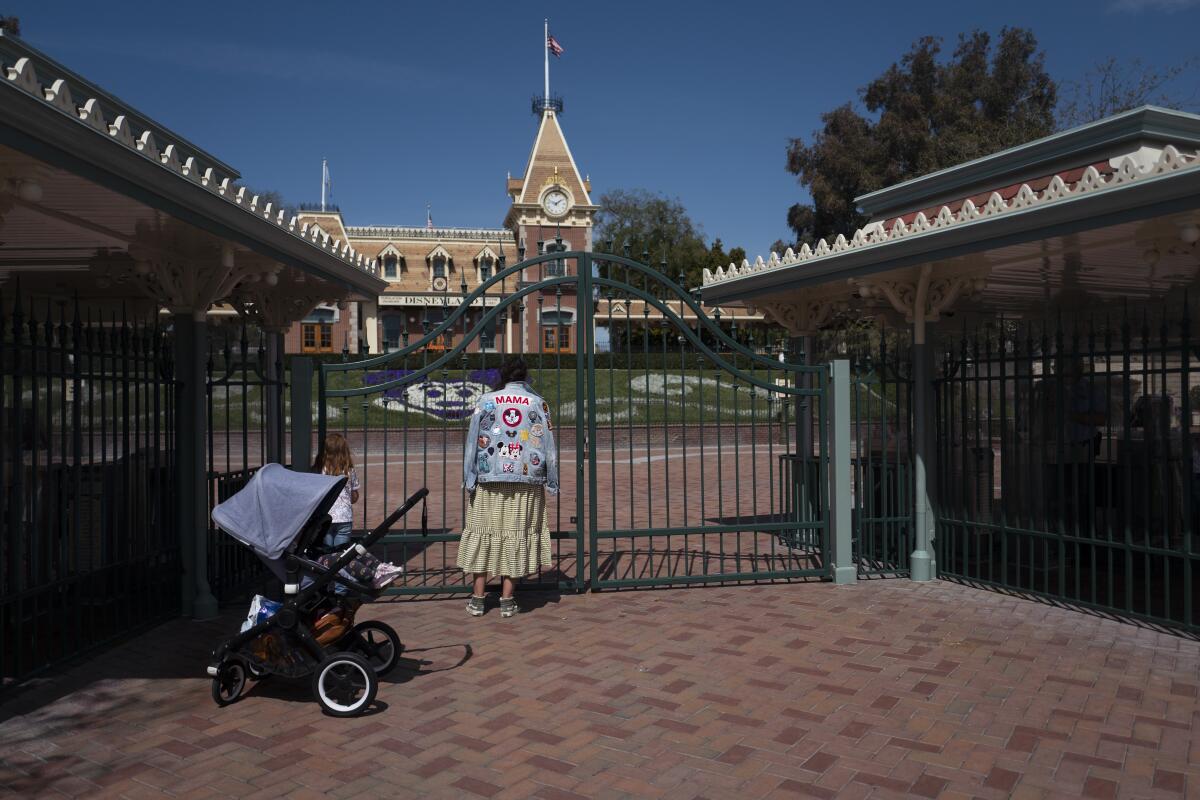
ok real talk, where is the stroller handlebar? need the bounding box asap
[361,487,430,549]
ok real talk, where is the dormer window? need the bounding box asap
[432,255,447,279]
[479,256,493,282]
[378,245,404,280]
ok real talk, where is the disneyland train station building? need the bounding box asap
[287,102,768,357]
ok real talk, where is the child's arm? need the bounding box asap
[350,468,360,504]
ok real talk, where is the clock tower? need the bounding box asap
[505,97,598,353]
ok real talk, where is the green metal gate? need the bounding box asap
[317,246,829,594]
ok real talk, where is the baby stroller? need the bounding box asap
[207,463,428,716]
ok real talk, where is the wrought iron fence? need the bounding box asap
[935,304,1200,633]
[205,326,288,602]
[0,298,177,684]
[811,327,913,577]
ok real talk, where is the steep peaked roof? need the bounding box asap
[515,110,591,206]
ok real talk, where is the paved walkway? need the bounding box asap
[1,581,1197,799]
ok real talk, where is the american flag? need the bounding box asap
[547,33,563,57]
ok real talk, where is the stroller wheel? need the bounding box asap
[211,661,247,707]
[343,620,402,677]
[312,652,377,717]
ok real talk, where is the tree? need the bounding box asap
[1057,56,1198,129]
[594,189,713,290]
[785,28,1057,245]
[707,238,747,271]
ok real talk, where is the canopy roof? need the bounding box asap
[0,31,386,318]
[700,107,1200,317]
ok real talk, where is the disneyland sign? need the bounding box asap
[379,294,502,308]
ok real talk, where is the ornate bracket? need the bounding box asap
[230,281,346,334]
[122,244,280,320]
[850,264,986,342]
[752,295,849,337]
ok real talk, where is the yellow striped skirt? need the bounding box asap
[457,483,552,578]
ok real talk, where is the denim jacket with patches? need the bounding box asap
[463,382,559,494]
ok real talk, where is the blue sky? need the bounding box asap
[17,0,1200,258]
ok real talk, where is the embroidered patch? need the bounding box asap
[522,462,529,475]
[505,430,517,439]
[484,400,496,412]
[520,429,529,442]
[487,446,494,454]
[529,452,541,467]
[491,426,501,435]
[477,435,490,448]
[481,412,495,428]
[501,442,523,459]
[530,423,544,437]
[529,436,542,448]
[542,401,549,413]
[528,410,541,424]
[502,407,522,427]
[476,454,491,472]
[502,461,515,473]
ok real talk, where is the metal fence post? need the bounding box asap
[830,359,856,584]
[290,357,313,472]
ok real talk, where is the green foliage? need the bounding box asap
[595,189,743,291]
[784,28,1057,246]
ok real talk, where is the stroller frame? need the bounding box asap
[208,479,429,716]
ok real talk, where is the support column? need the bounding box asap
[263,330,284,465]
[174,312,219,619]
[360,299,379,354]
[829,359,856,584]
[290,357,314,473]
[911,327,937,581]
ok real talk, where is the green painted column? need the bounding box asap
[829,359,856,584]
[911,337,937,581]
[174,313,219,619]
[264,331,284,465]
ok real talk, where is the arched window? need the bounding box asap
[431,255,447,279]
[383,255,399,279]
[479,255,494,282]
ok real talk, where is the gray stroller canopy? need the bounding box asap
[211,463,346,560]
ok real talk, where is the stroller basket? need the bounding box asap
[208,463,428,716]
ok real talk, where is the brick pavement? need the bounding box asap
[2,580,1198,799]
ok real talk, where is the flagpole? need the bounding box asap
[543,18,550,110]
[320,158,327,212]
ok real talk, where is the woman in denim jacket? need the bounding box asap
[458,357,558,617]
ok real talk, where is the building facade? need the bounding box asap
[289,104,597,356]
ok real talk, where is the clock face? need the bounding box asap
[543,190,569,217]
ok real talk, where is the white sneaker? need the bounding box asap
[372,564,405,589]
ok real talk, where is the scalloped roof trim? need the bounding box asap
[703,147,1200,286]
[2,53,377,277]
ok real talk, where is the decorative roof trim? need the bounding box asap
[857,106,1200,218]
[0,33,379,280]
[702,145,1200,289]
[345,226,515,242]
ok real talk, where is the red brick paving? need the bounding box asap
[2,580,1199,799]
